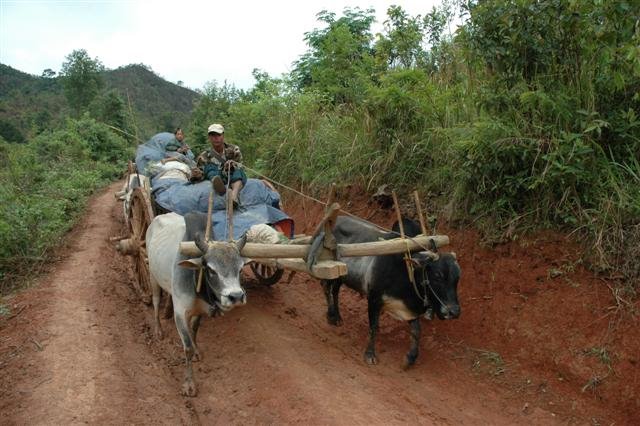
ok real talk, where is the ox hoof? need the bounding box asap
[193,349,202,363]
[155,328,164,340]
[403,355,417,370]
[326,314,343,326]
[181,380,198,397]
[364,352,378,365]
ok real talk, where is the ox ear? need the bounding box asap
[178,257,204,269]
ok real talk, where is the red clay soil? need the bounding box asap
[1,181,638,425]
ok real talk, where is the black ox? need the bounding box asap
[318,216,461,367]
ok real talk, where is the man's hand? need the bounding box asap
[177,145,190,154]
[190,167,203,180]
[223,160,236,171]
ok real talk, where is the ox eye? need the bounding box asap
[206,269,218,277]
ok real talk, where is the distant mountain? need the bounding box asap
[0,63,200,143]
[0,64,65,143]
[103,64,200,138]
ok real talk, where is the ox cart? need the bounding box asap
[114,133,451,305]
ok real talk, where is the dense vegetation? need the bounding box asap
[187,0,640,289]
[0,117,131,292]
[1,0,638,294]
[0,50,200,292]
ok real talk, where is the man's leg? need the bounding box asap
[212,175,226,195]
[230,180,243,205]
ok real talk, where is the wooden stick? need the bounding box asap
[197,187,215,293]
[311,203,341,241]
[252,258,347,280]
[205,187,214,241]
[326,183,337,207]
[226,163,235,241]
[227,190,234,241]
[413,190,428,236]
[392,190,405,238]
[392,190,415,285]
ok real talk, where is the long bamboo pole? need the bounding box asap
[196,186,214,293]
[413,190,428,236]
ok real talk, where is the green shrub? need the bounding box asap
[0,119,130,293]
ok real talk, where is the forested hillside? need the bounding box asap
[0,62,199,143]
[103,64,199,137]
[1,53,201,290]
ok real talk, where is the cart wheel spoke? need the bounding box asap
[250,262,283,286]
[127,186,155,303]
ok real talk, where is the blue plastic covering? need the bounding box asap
[152,178,293,240]
[135,133,294,241]
[135,132,195,175]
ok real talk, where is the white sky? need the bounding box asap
[0,0,441,90]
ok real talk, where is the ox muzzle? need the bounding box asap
[437,303,460,320]
[217,287,247,310]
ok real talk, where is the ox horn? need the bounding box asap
[424,250,440,261]
[235,233,247,252]
[428,238,439,253]
[195,234,209,254]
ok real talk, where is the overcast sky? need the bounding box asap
[1,0,442,90]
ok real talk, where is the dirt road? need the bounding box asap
[1,182,637,424]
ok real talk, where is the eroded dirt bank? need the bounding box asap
[1,182,638,425]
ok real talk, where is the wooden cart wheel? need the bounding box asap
[250,262,284,286]
[128,186,155,304]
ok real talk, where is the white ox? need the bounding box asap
[146,212,247,396]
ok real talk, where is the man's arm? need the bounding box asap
[190,152,207,181]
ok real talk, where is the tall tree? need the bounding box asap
[292,8,376,104]
[375,6,425,69]
[41,68,56,78]
[59,49,105,115]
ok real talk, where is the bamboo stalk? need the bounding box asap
[392,190,405,238]
[197,187,215,293]
[393,190,415,285]
[413,190,428,236]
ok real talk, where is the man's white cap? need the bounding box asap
[207,123,224,134]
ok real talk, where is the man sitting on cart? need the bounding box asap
[190,123,246,208]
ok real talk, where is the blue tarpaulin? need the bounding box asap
[135,133,294,241]
[135,132,195,175]
[153,178,293,240]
